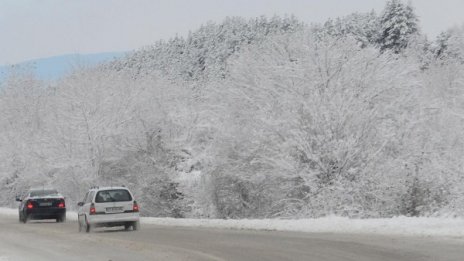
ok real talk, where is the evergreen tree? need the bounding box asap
[377,0,419,53]
[433,27,464,63]
[109,16,303,82]
[316,11,379,48]
[434,31,451,59]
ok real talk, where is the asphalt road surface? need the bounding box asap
[0,214,463,261]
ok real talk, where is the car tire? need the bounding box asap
[124,223,131,231]
[22,214,28,224]
[85,217,91,233]
[56,214,66,223]
[132,221,140,231]
[78,219,83,232]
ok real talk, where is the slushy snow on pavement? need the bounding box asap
[2,207,463,238]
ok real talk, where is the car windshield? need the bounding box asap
[30,189,59,197]
[95,189,132,203]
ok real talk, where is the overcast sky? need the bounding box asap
[1,0,463,65]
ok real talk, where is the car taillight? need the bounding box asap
[133,201,139,212]
[27,201,34,209]
[58,201,65,208]
[90,203,96,215]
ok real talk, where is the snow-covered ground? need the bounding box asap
[2,207,463,238]
[142,216,464,238]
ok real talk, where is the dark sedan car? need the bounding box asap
[17,189,66,223]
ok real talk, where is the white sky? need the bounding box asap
[1,0,463,65]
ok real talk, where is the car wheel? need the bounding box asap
[124,223,131,231]
[132,221,140,231]
[78,219,82,232]
[85,217,91,233]
[56,214,66,223]
[22,214,28,224]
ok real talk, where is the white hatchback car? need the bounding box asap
[77,186,140,232]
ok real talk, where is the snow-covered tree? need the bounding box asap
[0,69,50,205]
[201,30,425,218]
[315,11,379,48]
[109,16,303,82]
[377,0,419,53]
[433,25,464,63]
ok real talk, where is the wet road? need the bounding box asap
[0,214,463,261]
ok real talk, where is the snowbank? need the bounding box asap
[0,208,16,217]
[142,215,464,238]
[2,207,463,238]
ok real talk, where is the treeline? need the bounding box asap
[1,0,464,218]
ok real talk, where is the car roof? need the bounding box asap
[29,188,58,191]
[90,186,130,191]
[27,189,63,198]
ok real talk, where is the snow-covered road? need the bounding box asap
[0,212,464,261]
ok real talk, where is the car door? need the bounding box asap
[18,195,25,217]
[83,191,94,219]
[19,194,29,217]
[94,189,132,215]
[78,192,89,224]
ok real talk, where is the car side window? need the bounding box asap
[86,192,94,204]
[82,192,89,203]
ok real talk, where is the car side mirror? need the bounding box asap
[15,196,22,202]
[77,202,84,206]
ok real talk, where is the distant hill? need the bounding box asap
[0,52,126,81]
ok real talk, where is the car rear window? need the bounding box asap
[30,189,59,197]
[95,189,132,203]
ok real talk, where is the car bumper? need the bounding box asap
[26,208,66,219]
[87,212,140,225]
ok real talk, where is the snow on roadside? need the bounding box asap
[2,207,463,238]
[0,208,17,217]
[142,216,464,238]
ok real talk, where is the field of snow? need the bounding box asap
[2,207,463,238]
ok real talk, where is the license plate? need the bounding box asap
[39,202,52,207]
[106,207,123,213]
